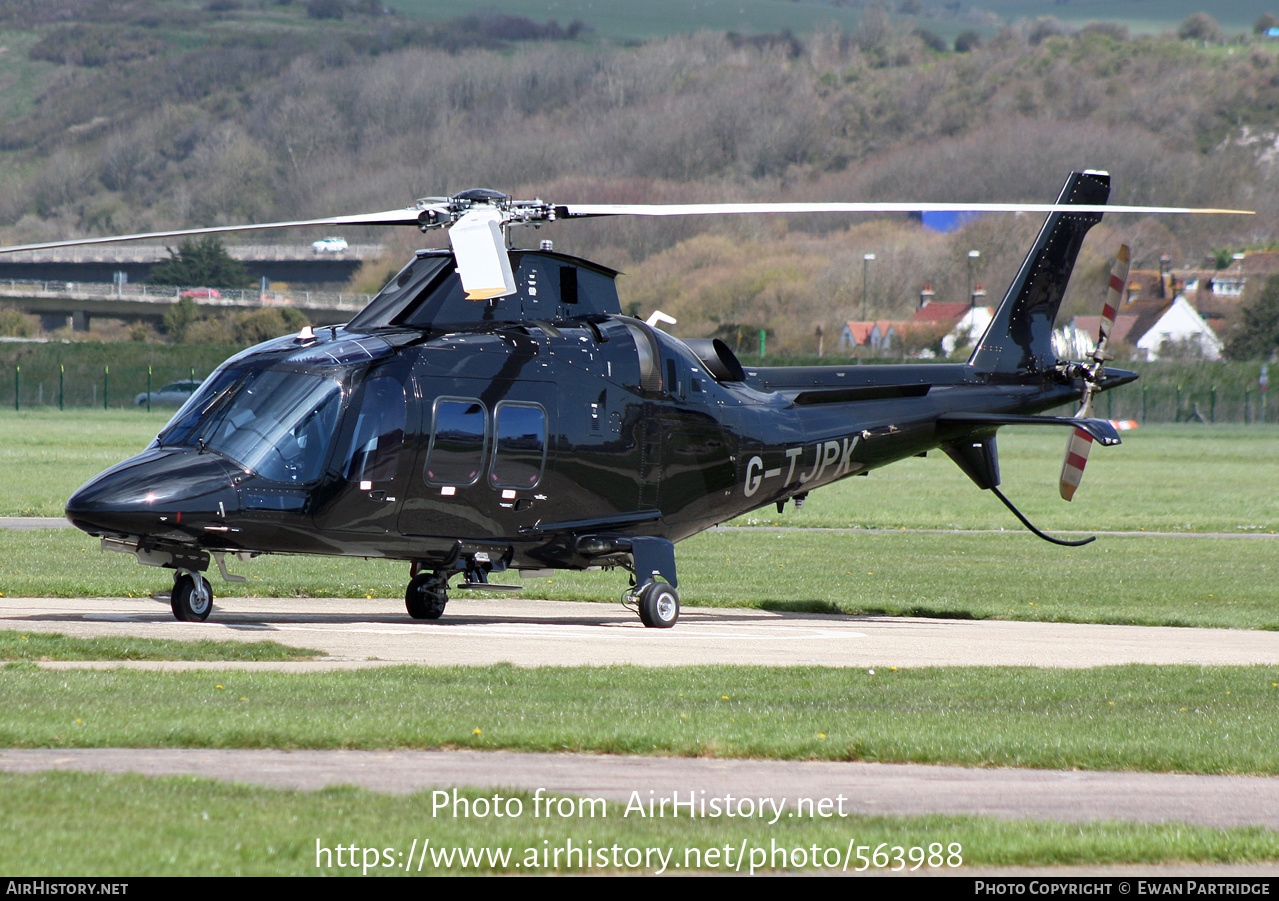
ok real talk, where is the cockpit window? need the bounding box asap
[160,368,240,437]
[157,369,343,484]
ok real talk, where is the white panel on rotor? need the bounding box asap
[449,208,517,300]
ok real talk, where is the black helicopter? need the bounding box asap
[20,170,1246,627]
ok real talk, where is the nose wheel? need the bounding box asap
[171,571,213,622]
[406,571,449,620]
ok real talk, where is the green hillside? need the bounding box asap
[395,1,1278,41]
[0,1,1273,354]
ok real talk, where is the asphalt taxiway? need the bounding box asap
[5,594,1279,668]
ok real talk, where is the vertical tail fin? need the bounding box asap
[968,170,1110,374]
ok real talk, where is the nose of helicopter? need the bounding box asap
[66,448,242,539]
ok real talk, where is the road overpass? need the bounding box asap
[0,280,369,329]
[0,243,385,286]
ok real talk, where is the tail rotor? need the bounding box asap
[1060,244,1129,501]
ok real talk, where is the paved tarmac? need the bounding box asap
[0,517,68,529]
[6,594,1279,668]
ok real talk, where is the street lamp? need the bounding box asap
[967,250,980,307]
[862,253,875,321]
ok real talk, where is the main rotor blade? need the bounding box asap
[0,206,437,255]
[558,202,1254,218]
[0,196,1249,258]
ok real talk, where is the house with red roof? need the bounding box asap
[838,319,900,353]
[840,298,994,358]
[906,301,994,357]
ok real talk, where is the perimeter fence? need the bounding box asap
[1088,382,1273,424]
[0,342,240,410]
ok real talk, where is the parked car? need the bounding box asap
[179,287,221,299]
[312,236,348,253]
[134,379,203,407]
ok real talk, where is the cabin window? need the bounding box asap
[343,377,406,484]
[491,402,547,489]
[425,398,487,486]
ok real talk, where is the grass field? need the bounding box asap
[4,661,1279,872]
[392,0,869,41]
[3,771,1277,875]
[0,409,171,516]
[2,412,1276,629]
[0,631,317,662]
[6,771,1277,875]
[5,663,1279,774]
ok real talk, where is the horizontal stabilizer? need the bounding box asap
[938,412,1121,446]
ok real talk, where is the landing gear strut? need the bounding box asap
[406,571,449,620]
[171,570,213,622]
[626,536,680,628]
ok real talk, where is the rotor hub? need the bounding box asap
[414,189,555,233]
[452,188,511,206]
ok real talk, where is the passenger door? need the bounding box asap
[312,369,411,535]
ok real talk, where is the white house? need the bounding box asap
[940,305,994,355]
[1061,295,1222,361]
[1134,296,1223,359]
[905,302,994,357]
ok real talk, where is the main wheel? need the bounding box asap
[406,573,448,620]
[172,572,213,622]
[637,582,679,629]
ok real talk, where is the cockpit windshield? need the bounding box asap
[156,369,343,484]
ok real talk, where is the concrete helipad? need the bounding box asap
[3,594,1279,669]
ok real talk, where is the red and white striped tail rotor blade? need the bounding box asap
[1060,427,1094,501]
[1059,397,1094,502]
[1098,244,1130,351]
[1064,244,1129,500]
